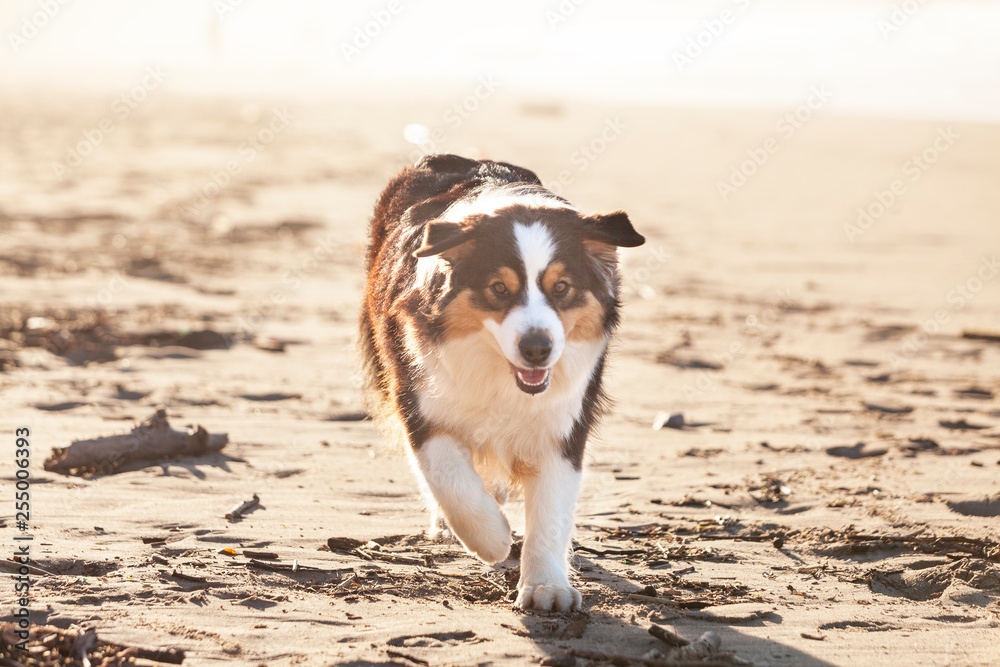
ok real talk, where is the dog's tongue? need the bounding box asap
[517,368,548,385]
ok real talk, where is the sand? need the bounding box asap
[1,88,999,666]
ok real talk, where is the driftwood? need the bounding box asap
[566,648,732,667]
[666,631,721,660]
[44,408,227,475]
[568,630,736,666]
[815,532,1000,562]
[0,622,185,665]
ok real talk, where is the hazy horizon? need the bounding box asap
[2,0,1000,122]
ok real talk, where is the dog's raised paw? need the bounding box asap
[450,508,512,564]
[464,524,512,564]
[515,584,582,612]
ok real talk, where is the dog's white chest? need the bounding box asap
[414,331,605,465]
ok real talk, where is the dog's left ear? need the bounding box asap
[582,211,645,248]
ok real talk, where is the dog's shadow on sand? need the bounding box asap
[507,554,837,667]
[376,532,838,666]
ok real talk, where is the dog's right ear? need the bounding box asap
[582,211,645,248]
[413,221,473,258]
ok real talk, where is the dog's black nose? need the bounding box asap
[518,332,552,366]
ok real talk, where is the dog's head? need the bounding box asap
[413,196,644,395]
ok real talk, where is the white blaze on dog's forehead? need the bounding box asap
[514,222,555,287]
[441,184,576,223]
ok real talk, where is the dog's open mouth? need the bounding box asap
[513,365,551,395]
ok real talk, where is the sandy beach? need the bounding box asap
[1,85,999,667]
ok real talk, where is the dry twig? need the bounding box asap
[225,494,260,521]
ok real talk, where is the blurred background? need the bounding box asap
[4,0,1000,120]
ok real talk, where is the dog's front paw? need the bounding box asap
[464,517,513,564]
[515,583,582,612]
[451,509,512,564]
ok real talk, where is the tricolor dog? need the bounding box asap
[360,154,644,611]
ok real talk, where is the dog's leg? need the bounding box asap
[413,434,512,564]
[516,454,582,611]
[427,506,449,540]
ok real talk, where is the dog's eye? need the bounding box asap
[552,280,571,296]
[490,282,508,297]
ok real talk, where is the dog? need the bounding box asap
[360,154,644,611]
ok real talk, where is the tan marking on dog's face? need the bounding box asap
[542,260,582,309]
[441,290,503,339]
[560,290,605,342]
[481,266,522,309]
[541,261,569,294]
[495,266,521,294]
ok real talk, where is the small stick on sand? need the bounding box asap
[245,559,350,576]
[0,558,56,577]
[386,649,429,666]
[962,329,1000,343]
[44,408,228,475]
[478,575,507,594]
[648,623,689,648]
[683,609,774,624]
[129,647,185,664]
[628,592,685,607]
[354,548,427,567]
[167,569,210,584]
[226,494,260,521]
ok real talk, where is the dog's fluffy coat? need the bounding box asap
[360,154,644,611]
